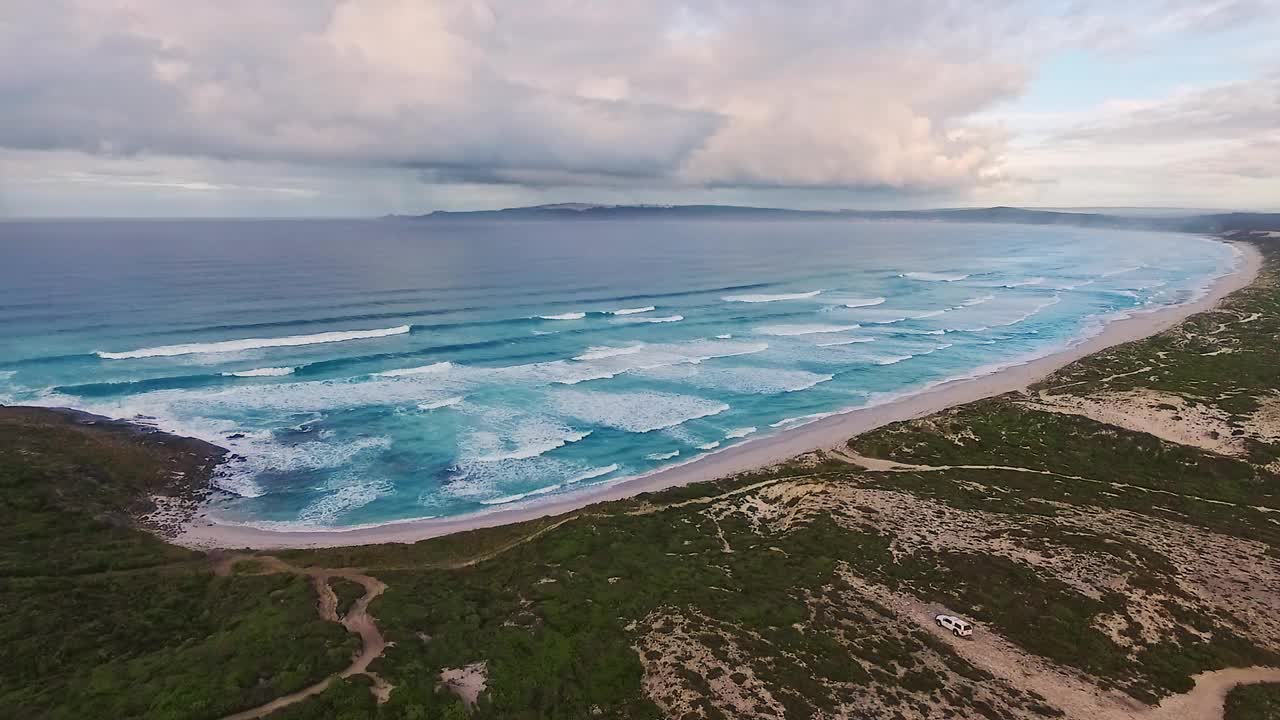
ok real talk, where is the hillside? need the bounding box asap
[398,204,1280,235]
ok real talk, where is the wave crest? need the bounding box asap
[96,325,411,359]
[723,290,822,303]
[221,366,295,377]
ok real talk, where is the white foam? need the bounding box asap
[540,312,586,320]
[608,306,656,315]
[565,463,619,484]
[697,441,721,450]
[96,325,411,359]
[875,354,915,365]
[912,309,948,319]
[542,339,769,385]
[418,396,464,410]
[1101,265,1144,278]
[633,314,683,323]
[471,428,592,462]
[573,344,645,361]
[639,364,832,394]
[376,361,454,377]
[990,294,1062,327]
[960,294,996,307]
[552,389,729,433]
[843,297,886,308]
[723,290,821,302]
[224,435,391,499]
[222,366,296,378]
[297,479,392,525]
[757,323,861,336]
[724,426,757,439]
[646,450,681,461]
[716,334,733,339]
[900,271,969,282]
[480,483,562,505]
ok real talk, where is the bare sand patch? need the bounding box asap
[440,662,488,709]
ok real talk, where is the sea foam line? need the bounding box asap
[96,325,411,359]
[573,344,645,361]
[758,323,861,336]
[843,297,886,308]
[221,366,296,377]
[626,314,683,323]
[475,430,592,462]
[723,290,822,303]
[900,271,970,282]
[418,396,464,410]
[540,312,586,320]
[608,306,656,315]
[479,483,563,506]
[377,361,453,377]
[566,463,620,484]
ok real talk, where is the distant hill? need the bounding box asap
[391,203,1280,234]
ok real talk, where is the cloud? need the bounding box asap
[1057,71,1280,145]
[0,0,1035,194]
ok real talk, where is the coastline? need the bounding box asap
[174,239,1263,550]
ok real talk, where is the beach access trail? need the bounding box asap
[212,555,391,720]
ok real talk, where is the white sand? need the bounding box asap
[175,241,1263,550]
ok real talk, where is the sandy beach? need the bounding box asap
[174,240,1264,550]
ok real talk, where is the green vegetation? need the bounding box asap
[0,409,355,720]
[1226,683,1280,720]
[332,576,367,618]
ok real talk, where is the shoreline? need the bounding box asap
[174,240,1263,550]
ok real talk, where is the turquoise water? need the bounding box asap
[0,219,1237,529]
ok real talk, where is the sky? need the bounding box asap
[1,0,1278,217]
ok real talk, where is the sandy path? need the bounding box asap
[216,556,391,720]
[844,573,1280,720]
[834,450,1255,510]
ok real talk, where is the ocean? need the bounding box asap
[0,218,1237,529]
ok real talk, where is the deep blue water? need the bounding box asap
[0,219,1237,529]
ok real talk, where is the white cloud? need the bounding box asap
[0,0,1277,213]
[0,0,1034,196]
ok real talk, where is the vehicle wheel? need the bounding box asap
[953,629,961,637]
[936,619,943,627]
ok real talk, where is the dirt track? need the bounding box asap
[215,555,391,720]
[844,573,1279,720]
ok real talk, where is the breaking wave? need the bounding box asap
[96,325,411,359]
[566,464,620,484]
[222,366,295,377]
[480,483,563,505]
[758,323,861,336]
[843,297,886,308]
[724,290,822,303]
[377,361,454,377]
[900,271,969,282]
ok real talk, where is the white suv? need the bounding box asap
[935,614,973,638]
